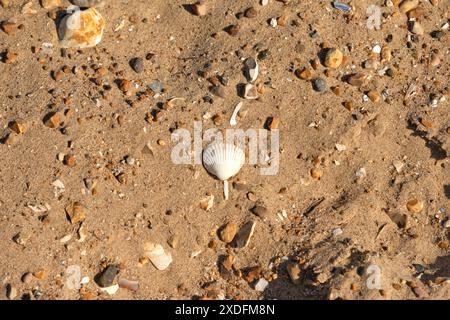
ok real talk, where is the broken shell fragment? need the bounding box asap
[99,284,119,295]
[243,83,259,100]
[323,48,343,69]
[200,195,214,211]
[230,101,243,126]
[143,243,172,270]
[202,142,245,200]
[244,57,259,82]
[58,8,105,48]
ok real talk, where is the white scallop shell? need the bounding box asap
[202,143,245,181]
[143,242,172,271]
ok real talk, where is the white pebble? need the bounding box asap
[372,45,381,54]
[261,0,269,6]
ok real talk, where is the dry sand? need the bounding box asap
[0,0,449,300]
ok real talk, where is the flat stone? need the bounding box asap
[312,78,327,92]
[323,48,343,68]
[250,205,270,220]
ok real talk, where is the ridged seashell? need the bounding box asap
[203,142,245,199]
[58,8,105,48]
[69,0,104,7]
[143,242,172,270]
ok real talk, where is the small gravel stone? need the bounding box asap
[225,24,240,36]
[65,202,86,224]
[251,205,270,220]
[406,199,424,213]
[95,265,120,288]
[6,284,17,300]
[233,221,256,249]
[129,57,144,73]
[192,1,207,16]
[244,7,258,18]
[312,78,327,92]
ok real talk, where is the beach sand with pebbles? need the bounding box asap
[0,0,449,300]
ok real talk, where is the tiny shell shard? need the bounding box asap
[58,8,105,48]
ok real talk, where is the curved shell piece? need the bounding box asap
[143,242,172,271]
[58,8,105,48]
[202,142,245,181]
[69,0,104,8]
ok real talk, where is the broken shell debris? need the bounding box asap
[202,142,245,200]
[143,242,173,270]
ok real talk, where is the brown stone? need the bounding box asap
[295,68,312,80]
[219,222,238,243]
[310,168,322,179]
[323,48,343,69]
[118,79,131,92]
[245,7,258,18]
[225,24,240,36]
[65,202,86,224]
[44,112,61,128]
[243,266,262,283]
[367,90,381,103]
[1,21,17,35]
[268,117,280,130]
[64,154,76,167]
[192,1,207,16]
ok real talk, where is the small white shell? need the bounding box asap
[202,143,245,181]
[143,243,172,270]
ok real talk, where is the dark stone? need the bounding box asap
[312,78,327,92]
[95,265,120,287]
